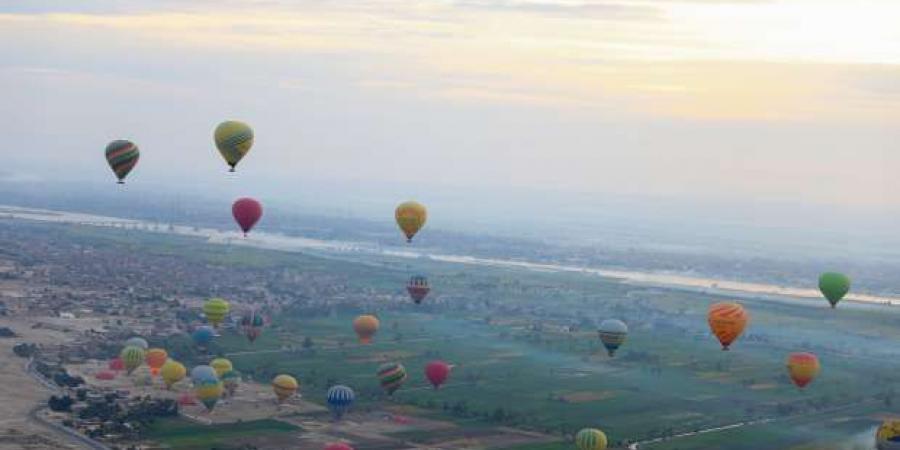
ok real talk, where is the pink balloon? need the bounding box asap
[232,198,263,236]
[425,360,451,389]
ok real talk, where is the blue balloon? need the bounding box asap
[191,365,219,385]
[192,326,215,346]
[326,385,355,420]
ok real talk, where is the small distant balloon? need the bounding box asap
[272,374,299,403]
[210,358,233,378]
[377,362,407,395]
[241,309,265,343]
[105,140,139,184]
[120,346,145,375]
[232,198,263,236]
[395,201,427,243]
[598,319,628,357]
[125,337,148,350]
[407,275,430,304]
[326,385,355,420]
[161,360,186,389]
[707,302,749,351]
[425,360,451,389]
[819,272,850,309]
[145,348,168,377]
[203,298,230,328]
[192,326,215,347]
[576,428,608,450]
[353,315,380,344]
[786,352,820,389]
[214,120,254,172]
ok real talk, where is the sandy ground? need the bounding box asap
[0,316,80,449]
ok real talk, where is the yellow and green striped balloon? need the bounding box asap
[203,298,230,327]
[214,120,254,172]
[575,428,607,450]
[120,345,145,375]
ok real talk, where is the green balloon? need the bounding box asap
[819,272,850,308]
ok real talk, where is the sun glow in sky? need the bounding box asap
[1,0,898,209]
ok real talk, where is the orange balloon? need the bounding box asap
[353,315,380,344]
[145,348,168,377]
[786,352,820,389]
[707,302,748,351]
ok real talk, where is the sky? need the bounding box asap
[1,0,899,231]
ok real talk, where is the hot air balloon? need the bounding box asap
[241,309,265,343]
[222,370,241,397]
[214,120,254,172]
[395,201,427,243]
[125,337,148,350]
[877,420,900,450]
[786,352,820,389]
[120,346,145,375]
[407,275,430,304]
[576,428,608,450]
[195,380,224,412]
[326,385,355,420]
[598,319,628,357]
[203,298,230,328]
[819,272,850,309]
[272,374,299,403]
[707,302,749,351]
[193,326,215,348]
[425,360,450,389]
[376,362,407,396]
[161,360,187,390]
[145,348,168,377]
[108,357,125,372]
[105,140,139,184]
[232,198,263,236]
[210,358,233,378]
[324,444,354,450]
[191,365,219,385]
[353,315,380,344]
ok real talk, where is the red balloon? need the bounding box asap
[425,360,451,389]
[232,198,263,236]
[108,357,125,372]
[324,444,354,450]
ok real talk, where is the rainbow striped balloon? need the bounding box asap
[214,120,254,172]
[575,428,608,450]
[376,362,407,395]
[105,140,139,183]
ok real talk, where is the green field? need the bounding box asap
[144,418,300,449]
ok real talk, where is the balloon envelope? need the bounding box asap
[576,428,608,450]
[120,346,145,375]
[786,352,821,389]
[819,272,850,308]
[395,201,427,242]
[353,315,379,344]
[425,360,451,389]
[108,357,125,372]
[203,298,230,327]
[232,198,263,236]
[161,360,187,389]
[125,337,148,350]
[214,120,254,171]
[877,420,900,450]
[210,358,233,378]
[272,374,299,403]
[598,319,628,357]
[707,302,749,351]
[145,348,168,376]
[105,140,139,183]
[407,275,430,304]
[191,365,219,385]
[377,362,407,395]
[193,326,215,347]
[241,309,265,343]
[326,385,355,420]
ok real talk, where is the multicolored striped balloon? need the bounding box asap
[407,275,430,304]
[376,362,407,395]
[120,345,145,375]
[598,319,628,357]
[195,380,223,412]
[575,428,608,450]
[214,120,254,172]
[272,374,299,403]
[786,352,820,389]
[326,385,355,420]
[707,302,749,351]
[105,140,139,183]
